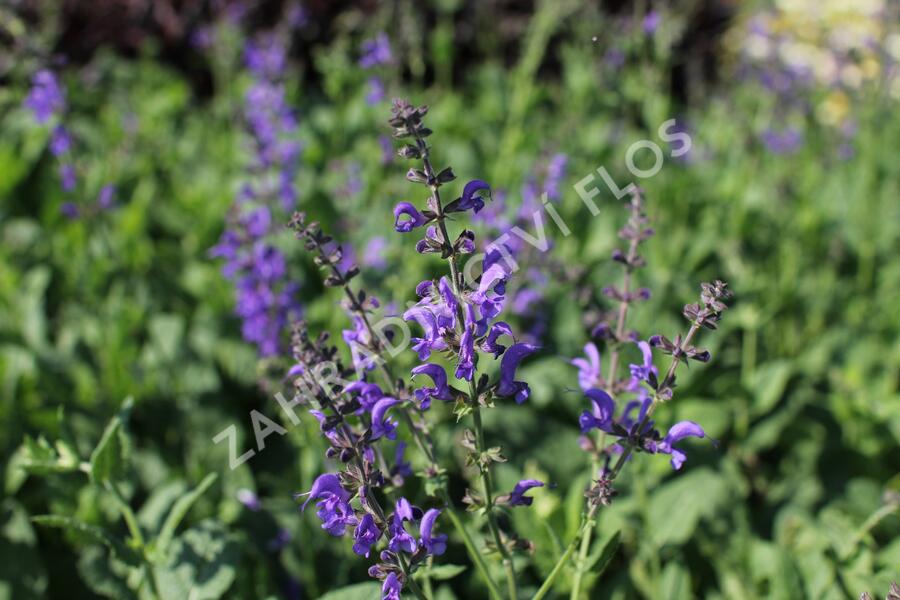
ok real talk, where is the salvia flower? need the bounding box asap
[579,389,616,434]
[371,397,402,440]
[648,421,706,470]
[353,513,383,557]
[297,473,356,536]
[496,342,539,404]
[382,573,402,600]
[393,202,428,232]
[419,508,448,556]
[410,364,455,409]
[504,479,545,507]
[387,498,418,553]
[571,342,603,391]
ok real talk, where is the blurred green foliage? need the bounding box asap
[0,1,898,598]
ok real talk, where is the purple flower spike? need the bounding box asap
[371,397,402,440]
[657,421,706,470]
[24,70,65,123]
[419,508,448,556]
[507,479,544,506]
[382,572,402,600]
[308,409,342,446]
[393,201,427,232]
[411,364,455,409]
[352,513,382,557]
[497,343,538,403]
[579,389,616,434]
[571,342,602,391]
[60,164,77,192]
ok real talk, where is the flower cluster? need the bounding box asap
[288,215,451,598]
[27,69,77,198]
[389,98,545,594]
[389,100,538,405]
[572,192,732,477]
[24,69,118,217]
[211,34,302,356]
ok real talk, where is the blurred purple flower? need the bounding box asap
[360,33,392,69]
[761,127,803,155]
[24,70,64,123]
[643,10,661,34]
[366,77,385,105]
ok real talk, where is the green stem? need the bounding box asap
[532,506,599,600]
[397,553,429,600]
[844,501,899,558]
[569,459,598,600]
[472,387,518,600]
[439,492,505,600]
[104,481,145,548]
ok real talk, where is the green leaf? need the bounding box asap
[155,473,218,557]
[76,546,138,600]
[90,398,133,484]
[31,515,139,566]
[749,361,793,417]
[0,500,47,599]
[153,520,238,600]
[646,468,728,546]
[318,582,382,600]
[138,480,188,535]
[585,530,620,578]
[414,563,467,581]
[659,561,692,600]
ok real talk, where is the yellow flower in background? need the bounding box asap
[818,90,850,126]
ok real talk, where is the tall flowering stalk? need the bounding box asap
[293,100,732,600]
[24,68,117,217]
[288,212,503,600]
[536,191,732,600]
[211,34,302,357]
[389,99,544,600]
